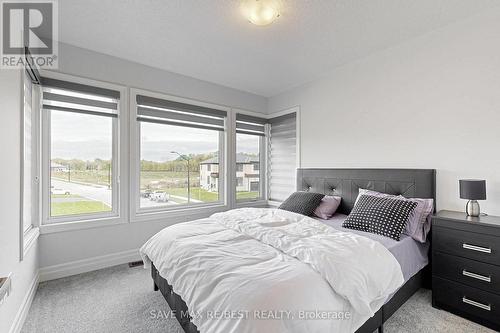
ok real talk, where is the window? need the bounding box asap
[268,112,297,202]
[136,94,226,211]
[41,77,120,223]
[22,70,37,233]
[235,113,266,201]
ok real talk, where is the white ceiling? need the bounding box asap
[56,0,500,97]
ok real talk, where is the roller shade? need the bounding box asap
[41,77,119,118]
[236,113,266,136]
[41,77,120,99]
[268,112,297,202]
[136,95,226,131]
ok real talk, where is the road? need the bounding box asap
[52,179,112,205]
[51,179,195,208]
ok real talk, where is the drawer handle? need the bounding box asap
[463,243,492,254]
[462,296,491,311]
[462,269,491,283]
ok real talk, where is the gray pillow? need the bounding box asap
[279,191,325,216]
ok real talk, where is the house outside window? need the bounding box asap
[199,156,220,193]
[235,136,262,200]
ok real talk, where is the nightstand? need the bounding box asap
[432,210,500,331]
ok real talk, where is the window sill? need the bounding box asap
[132,203,229,223]
[37,201,273,235]
[39,216,126,234]
[236,199,268,208]
[267,200,282,207]
[23,227,40,256]
[39,204,230,234]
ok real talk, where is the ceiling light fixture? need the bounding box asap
[240,0,281,26]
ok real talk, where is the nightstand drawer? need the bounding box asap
[433,252,500,295]
[433,226,500,265]
[433,277,500,331]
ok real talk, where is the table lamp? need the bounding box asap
[459,179,486,217]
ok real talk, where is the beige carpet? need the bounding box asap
[21,264,494,333]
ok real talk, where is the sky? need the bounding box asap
[51,111,260,162]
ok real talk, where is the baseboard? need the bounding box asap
[9,271,39,333]
[39,249,141,282]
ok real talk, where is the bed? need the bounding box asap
[142,168,436,333]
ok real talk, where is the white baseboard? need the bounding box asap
[9,271,39,333]
[39,249,141,282]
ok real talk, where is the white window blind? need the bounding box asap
[268,112,297,202]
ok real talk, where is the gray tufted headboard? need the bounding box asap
[297,168,436,215]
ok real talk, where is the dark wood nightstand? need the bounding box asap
[432,210,500,331]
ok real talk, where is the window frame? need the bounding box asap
[130,88,229,222]
[234,113,268,204]
[34,74,274,233]
[39,71,128,229]
[20,68,41,259]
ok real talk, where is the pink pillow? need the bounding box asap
[356,189,433,243]
[314,196,341,219]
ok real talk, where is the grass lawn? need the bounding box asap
[140,171,200,188]
[51,194,111,216]
[236,191,260,200]
[164,187,259,202]
[166,187,218,202]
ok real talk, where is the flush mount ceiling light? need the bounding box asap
[240,0,281,26]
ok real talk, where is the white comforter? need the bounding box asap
[140,208,404,333]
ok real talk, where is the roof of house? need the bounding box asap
[201,153,258,164]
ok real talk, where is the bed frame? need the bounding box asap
[151,168,436,333]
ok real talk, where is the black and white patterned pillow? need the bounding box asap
[278,191,325,216]
[343,195,417,241]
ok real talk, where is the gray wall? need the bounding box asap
[268,8,500,215]
[0,69,39,333]
[54,42,267,113]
